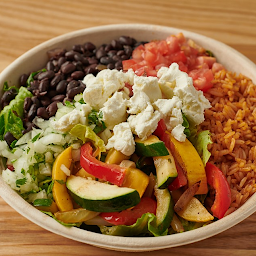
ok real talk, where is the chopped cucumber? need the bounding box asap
[154,152,178,189]
[135,135,169,157]
[66,175,140,212]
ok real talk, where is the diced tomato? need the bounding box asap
[212,62,225,74]
[170,51,187,64]
[196,56,216,69]
[100,197,157,226]
[189,66,214,92]
[132,44,145,60]
[165,35,180,53]
[122,59,137,71]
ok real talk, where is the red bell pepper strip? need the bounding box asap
[153,119,167,139]
[80,142,126,186]
[168,161,187,191]
[205,162,231,219]
[100,197,157,226]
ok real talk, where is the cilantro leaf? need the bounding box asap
[88,110,106,134]
[33,198,52,207]
[16,178,27,187]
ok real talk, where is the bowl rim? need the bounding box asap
[1,23,256,252]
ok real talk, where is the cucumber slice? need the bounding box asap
[66,175,140,212]
[135,135,169,157]
[154,152,178,189]
[155,186,174,233]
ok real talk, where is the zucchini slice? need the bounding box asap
[66,175,140,212]
[135,135,169,157]
[155,186,174,233]
[153,152,178,189]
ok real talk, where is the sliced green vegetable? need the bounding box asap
[135,135,169,157]
[154,187,174,233]
[66,175,140,212]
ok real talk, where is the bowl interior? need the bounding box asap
[1,24,256,252]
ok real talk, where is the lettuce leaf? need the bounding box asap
[0,87,32,140]
[69,124,106,153]
[100,213,168,237]
[190,130,212,166]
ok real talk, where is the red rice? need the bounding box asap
[200,69,256,213]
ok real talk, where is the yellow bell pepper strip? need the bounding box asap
[80,142,126,186]
[205,162,231,219]
[165,131,208,195]
[34,201,59,213]
[52,146,73,212]
[76,168,96,180]
[122,167,149,197]
[105,148,130,165]
[176,197,214,222]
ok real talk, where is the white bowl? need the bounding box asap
[1,24,256,252]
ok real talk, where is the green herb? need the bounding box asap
[26,69,47,87]
[33,198,52,207]
[21,168,26,175]
[56,179,65,185]
[32,133,41,142]
[10,139,17,149]
[16,177,27,187]
[78,98,85,104]
[64,101,75,108]
[205,50,215,57]
[88,110,106,134]
[3,81,18,92]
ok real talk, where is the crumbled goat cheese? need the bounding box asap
[106,122,135,156]
[100,91,127,129]
[133,75,162,102]
[157,63,211,125]
[127,91,150,115]
[83,69,135,110]
[128,103,161,141]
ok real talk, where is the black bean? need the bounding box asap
[67,86,84,99]
[29,80,39,90]
[71,70,85,80]
[37,107,49,119]
[50,74,63,87]
[124,45,133,57]
[83,50,94,57]
[46,61,55,71]
[1,89,17,106]
[88,57,98,65]
[66,77,73,83]
[61,62,76,74]
[40,96,51,107]
[117,50,125,56]
[47,48,66,59]
[74,54,89,65]
[31,96,41,108]
[119,36,133,46]
[37,70,55,80]
[65,50,76,60]
[107,50,117,57]
[4,132,16,147]
[120,54,129,60]
[111,39,123,50]
[84,64,98,75]
[107,63,115,69]
[105,44,113,52]
[100,56,114,65]
[47,90,58,99]
[112,55,121,62]
[96,49,107,59]
[56,80,68,93]
[27,104,37,121]
[39,79,49,93]
[72,44,83,53]
[73,61,84,72]
[51,94,65,102]
[58,56,67,67]
[84,42,96,52]
[24,97,32,112]
[67,80,79,91]
[47,101,59,117]
[20,74,29,86]
[115,60,123,70]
